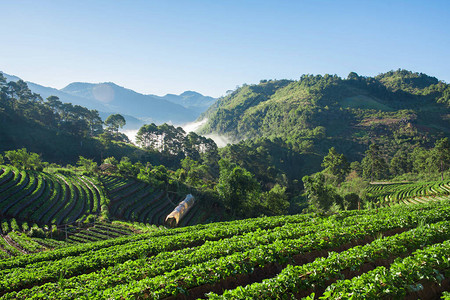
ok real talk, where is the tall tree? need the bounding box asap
[361,144,388,181]
[389,148,412,176]
[105,114,126,133]
[261,184,289,215]
[431,138,450,180]
[302,173,342,212]
[216,159,261,217]
[136,123,160,149]
[321,147,349,183]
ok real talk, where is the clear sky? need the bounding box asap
[1,0,449,97]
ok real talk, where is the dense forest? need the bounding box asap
[200,70,449,162]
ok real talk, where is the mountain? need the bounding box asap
[198,70,450,161]
[61,82,199,125]
[2,72,216,129]
[162,91,216,114]
[3,73,108,112]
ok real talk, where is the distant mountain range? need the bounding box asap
[2,72,216,129]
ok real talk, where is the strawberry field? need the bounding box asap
[0,200,448,299]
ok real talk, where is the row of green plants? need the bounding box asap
[101,175,190,226]
[0,212,315,271]
[6,232,43,254]
[0,215,326,297]
[207,220,450,299]
[367,180,450,206]
[0,201,448,298]
[0,166,106,229]
[0,237,22,258]
[321,239,450,299]
[94,203,450,299]
[0,220,148,259]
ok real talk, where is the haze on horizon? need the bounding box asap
[1,0,449,98]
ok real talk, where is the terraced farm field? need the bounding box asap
[367,180,450,207]
[0,200,448,299]
[0,166,106,226]
[0,221,138,258]
[100,175,222,226]
[0,166,220,234]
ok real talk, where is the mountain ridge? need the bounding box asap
[1,72,216,129]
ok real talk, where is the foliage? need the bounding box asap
[4,148,43,170]
[77,156,98,174]
[431,137,450,178]
[216,159,261,217]
[117,157,140,177]
[389,148,412,176]
[302,173,343,212]
[337,172,369,209]
[261,184,290,215]
[361,144,388,181]
[104,114,126,133]
[178,157,210,188]
[321,147,349,184]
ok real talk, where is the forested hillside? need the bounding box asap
[0,73,174,166]
[200,70,450,162]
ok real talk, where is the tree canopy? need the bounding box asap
[105,114,126,133]
[4,148,43,170]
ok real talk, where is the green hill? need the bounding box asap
[199,70,450,162]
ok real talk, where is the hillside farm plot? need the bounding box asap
[367,180,450,207]
[0,200,448,299]
[0,166,104,226]
[100,175,214,226]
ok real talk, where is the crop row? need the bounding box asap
[0,211,321,271]
[0,237,22,258]
[102,174,222,227]
[0,217,340,296]
[92,206,450,300]
[367,180,450,207]
[0,220,142,259]
[0,201,449,298]
[101,175,195,226]
[208,220,450,299]
[321,239,450,299]
[66,223,132,244]
[0,167,103,228]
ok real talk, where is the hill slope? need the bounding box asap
[199,70,450,161]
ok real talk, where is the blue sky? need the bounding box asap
[1,0,449,97]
